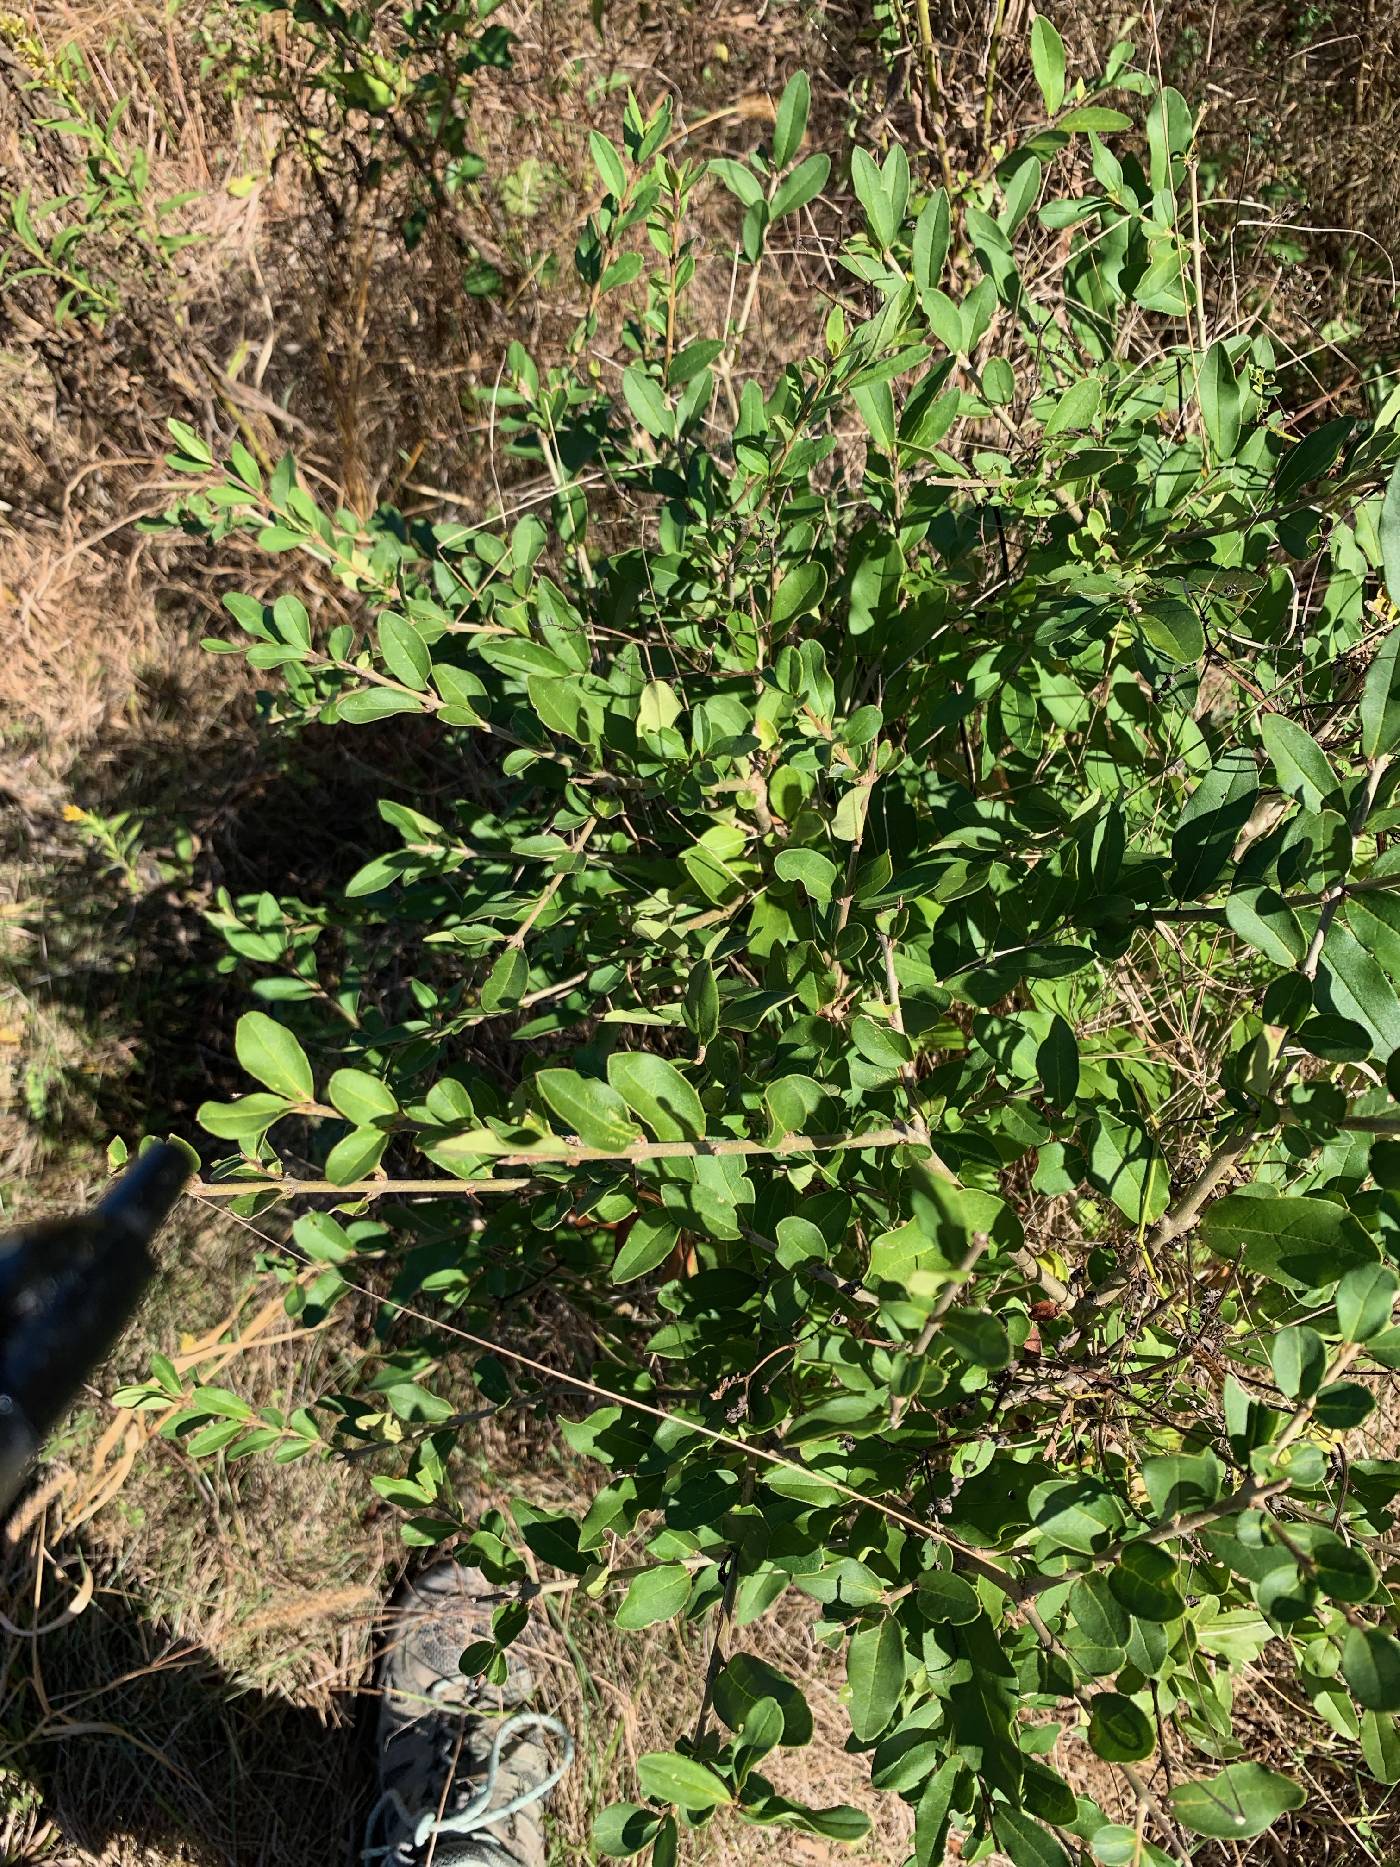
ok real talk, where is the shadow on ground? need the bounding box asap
[8,1553,373,1865]
[1,676,483,1171]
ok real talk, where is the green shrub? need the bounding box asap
[1,32,204,328]
[199,0,514,269]
[145,38,1400,1864]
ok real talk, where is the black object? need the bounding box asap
[0,1144,189,1513]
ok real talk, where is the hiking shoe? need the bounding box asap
[363,1561,572,1866]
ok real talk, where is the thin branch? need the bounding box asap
[889,1232,991,1426]
[506,816,597,951]
[195,1190,1022,1597]
[189,1122,928,1200]
[190,1175,544,1199]
[1018,1474,1290,1601]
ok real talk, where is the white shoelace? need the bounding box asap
[363,1698,574,1866]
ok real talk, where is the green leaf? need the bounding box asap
[588,131,627,198]
[1260,713,1338,811]
[1336,1262,1399,1342]
[621,366,672,440]
[992,1807,1071,1867]
[378,613,431,690]
[1344,1625,1400,1710]
[1089,1692,1155,1763]
[1057,105,1133,133]
[853,379,896,454]
[774,848,838,903]
[1361,629,1400,761]
[325,1125,389,1184]
[772,70,810,169]
[614,1563,693,1628]
[1108,1543,1185,1621]
[1270,1325,1326,1400]
[187,1417,249,1456]
[833,782,871,842]
[913,1757,959,1866]
[607,1052,706,1141]
[481,945,528,1012]
[293,1211,354,1264]
[235,1011,313,1101]
[711,157,763,208]
[771,152,830,221]
[771,562,827,625]
[592,1803,662,1856]
[1362,1710,1400,1784]
[920,288,965,354]
[945,1618,1021,1797]
[1201,1193,1378,1290]
[845,1617,904,1741]
[669,339,725,387]
[1168,1763,1305,1839]
[1382,459,1400,607]
[612,1215,680,1284]
[1137,596,1204,663]
[1303,1527,1378,1602]
[1319,918,1400,1052]
[1029,14,1066,116]
[1199,340,1243,459]
[1225,887,1305,967]
[1140,1451,1223,1520]
[1031,1477,1125,1554]
[327,1068,398,1126]
[1173,745,1259,899]
[941,1309,1012,1371]
[913,1570,980,1624]
[1070,1574,1129,1648]
[634,1751,731,1809]
[167,417,213,465]
[1085,1112,1168,1225]
[714,1653,813,1746]
[684,960,720,1046]
[338,687,425,723]
[536,1069,642,1149]
[911,190,950,295]
[1043,375,1100,436]
[271,593,310,649]
[529,674,595,744]
[1086,1826,1174,1867]
[981,357,1015,406]
[850,1015,912,1069]
[741,1794,869,1840]
[638,679,682,734]
[1314,1381,1375,1428]
[850,147,896,248]
[736,1694,785,1762]
[198,1092,291,1140]
[1036,1013,1079,1105]
[870,1726,937,1796]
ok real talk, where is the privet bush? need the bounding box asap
[136,34,1400,1866]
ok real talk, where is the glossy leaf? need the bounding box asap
[235,1011,313,1102]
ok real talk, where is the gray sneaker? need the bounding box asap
[363,1562,572,1867]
